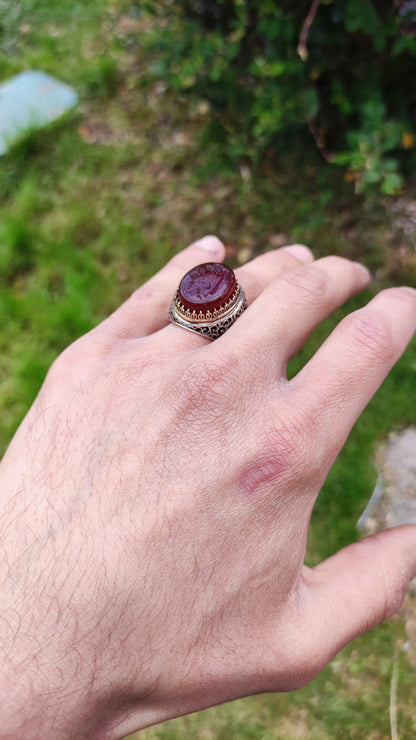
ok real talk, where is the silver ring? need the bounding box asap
[169,262,247,340]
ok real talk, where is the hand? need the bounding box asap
[0,236,415,740]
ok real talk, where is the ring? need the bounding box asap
[169,262,247,340]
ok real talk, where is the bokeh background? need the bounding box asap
[1,1,416,737]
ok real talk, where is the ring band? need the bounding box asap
[169,262,247,340]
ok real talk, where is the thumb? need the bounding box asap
[303,525,416,661]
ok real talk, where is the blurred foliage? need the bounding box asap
[143,0,416,195]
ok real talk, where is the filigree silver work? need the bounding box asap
[169,285,247,340]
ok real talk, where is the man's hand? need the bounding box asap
[0,236,415,739]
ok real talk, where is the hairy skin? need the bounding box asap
[0,236,415,739]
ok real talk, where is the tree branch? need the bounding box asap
[297,0,321,61]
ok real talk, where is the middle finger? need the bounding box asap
[225,256,371,377]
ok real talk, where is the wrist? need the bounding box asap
[0,499,105,737]
[0,618,101,739]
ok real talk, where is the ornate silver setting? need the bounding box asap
[169,284,247,340]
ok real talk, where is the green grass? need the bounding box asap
[1,2,415,738]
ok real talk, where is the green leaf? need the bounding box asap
[257,15,281,40]
[344,0,379,36]
[299,87,319,120]
[381,171,403,194]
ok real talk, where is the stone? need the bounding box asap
[358,427,416,664]
[357,428,416,534]
[0,71,78,156]
[178,262,237,313]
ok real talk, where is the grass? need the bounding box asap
[0,1,415,738]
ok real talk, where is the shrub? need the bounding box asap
[143,0,416,194]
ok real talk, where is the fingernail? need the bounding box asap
[354,261,372,281]
[197,235,225,255]
[283,244,314,262]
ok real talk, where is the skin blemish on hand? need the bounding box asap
[238,458,288,498]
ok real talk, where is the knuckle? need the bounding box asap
[168,252,187,270]
[280,265,329,303]
[259,406,313,478]
[127,280,162,308]
[343,309,395,361]
[261,416,299,463]
[173,353,241,424]
[45,344,77,385]
[42,348,83,403]
[238,270,261,302]
[320,254,351,271]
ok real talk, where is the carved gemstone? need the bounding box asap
[178,262,237,313]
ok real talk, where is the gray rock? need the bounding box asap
[358,427,416,532]
[0,71,78,155]
[358,428,416,664]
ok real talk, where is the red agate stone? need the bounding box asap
[178,262,237,313]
